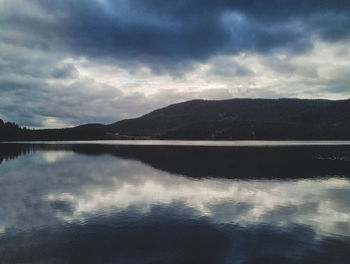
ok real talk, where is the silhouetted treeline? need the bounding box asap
[0,120,107,141]
[0,119,28,140]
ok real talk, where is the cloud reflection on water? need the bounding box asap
[2,146,350,263]
[0,149,349,240]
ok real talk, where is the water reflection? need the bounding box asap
[1,143,350,263]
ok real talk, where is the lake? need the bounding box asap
[1,141,350,263]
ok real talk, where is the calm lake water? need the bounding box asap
[1,141,350,263]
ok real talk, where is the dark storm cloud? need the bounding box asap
[4,0,350,72]
[1,0,350,126]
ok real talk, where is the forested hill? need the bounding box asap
[107,98,350,140]
[1,98,350,140]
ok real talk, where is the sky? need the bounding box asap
[1,0,350,128]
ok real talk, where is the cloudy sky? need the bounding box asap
[1,0,350,127]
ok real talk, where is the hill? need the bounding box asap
[107,98,350,140]
[1,98,350,140]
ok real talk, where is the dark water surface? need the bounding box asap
[1,142,350,263]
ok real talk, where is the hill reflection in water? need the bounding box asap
[1,143,350,263]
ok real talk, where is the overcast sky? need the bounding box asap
[1,0,350,127]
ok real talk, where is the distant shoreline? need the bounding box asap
[2,140,350,147]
